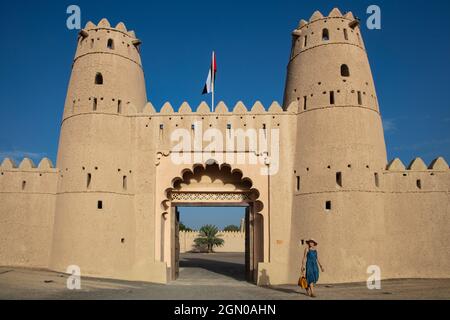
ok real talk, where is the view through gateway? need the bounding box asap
[175,206,250,284]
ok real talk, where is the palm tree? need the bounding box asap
[224,225,240,232]
[179,222,192,232]
[194,225,224,253]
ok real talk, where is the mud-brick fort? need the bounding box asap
[0,8,449,285]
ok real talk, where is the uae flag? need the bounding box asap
[202,51,217,94]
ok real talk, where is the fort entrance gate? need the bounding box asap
[155,162,266,284]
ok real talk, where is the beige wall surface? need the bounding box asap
[0,158,57,268]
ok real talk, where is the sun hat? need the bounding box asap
[305,238,318,245]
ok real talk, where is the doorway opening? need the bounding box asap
[175,206,247,283]
[171,202,262,284]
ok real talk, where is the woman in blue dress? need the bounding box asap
[301,238,324,297]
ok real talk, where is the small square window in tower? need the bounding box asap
[123,176,127,191]
[325,201,332,211]
[107,39,114,50]
[87,173,92,189]
[330,91,335,105]
[336,172,342,187]
[97,200,103,209]
[416,179,422,189]
[357,91,363,105]
[322,28,329,41]
[341,64,350,77]
[95,73,103,85]
[374,173,380,187]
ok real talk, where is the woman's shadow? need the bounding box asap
[258,269,309,296]
[258,269,309,297]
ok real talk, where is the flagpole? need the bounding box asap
[212,51,215,112]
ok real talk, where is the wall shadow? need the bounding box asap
[179,254,246,282]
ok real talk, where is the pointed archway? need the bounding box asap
[157,162,264,283]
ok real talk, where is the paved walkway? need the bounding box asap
[175,252,248,286]
[0,253,449,300]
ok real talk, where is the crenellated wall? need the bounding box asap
[381,157,450,279]
[179,231,245,253]
[0,158,57,268]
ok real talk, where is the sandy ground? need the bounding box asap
[0,253,449,300]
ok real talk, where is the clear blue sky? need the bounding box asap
[179,207,245,231]
[1,1,449,229]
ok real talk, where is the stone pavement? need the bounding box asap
[0,253,449,300]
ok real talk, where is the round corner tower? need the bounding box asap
[50,19,147,279]
[284,8,386,169]
[284,9,388,284]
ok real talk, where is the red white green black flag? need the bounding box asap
[202,51,217,110]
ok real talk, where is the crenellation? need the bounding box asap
[343,11,355,20]
[0,157,58,195]
[214,101,229,113]
[133,101,290,116]
[97,18,111,28]
[84,21,96,30]
[1,157,17,169]
[268,101,283,113]
[387,157,449,173]
[250,101,265,113]
[407,157,428,171]
[72,100,297,117]
[328,8,343,18]
[160,102,174,114]
[429,157,449,171]
[1,158,56,173]
[19,158,36,169]
[178,102,192,113]
[197,101,211,113]
[115,22,128,32]
[386,158,406,171]
[309,10,324,22]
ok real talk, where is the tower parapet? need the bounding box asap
[63,19,147,120]
[76,19,143,67]
[284,8,378,113]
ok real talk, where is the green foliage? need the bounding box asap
[179,222,192,232]
[224,225,240,232]
[194,224,224,253]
